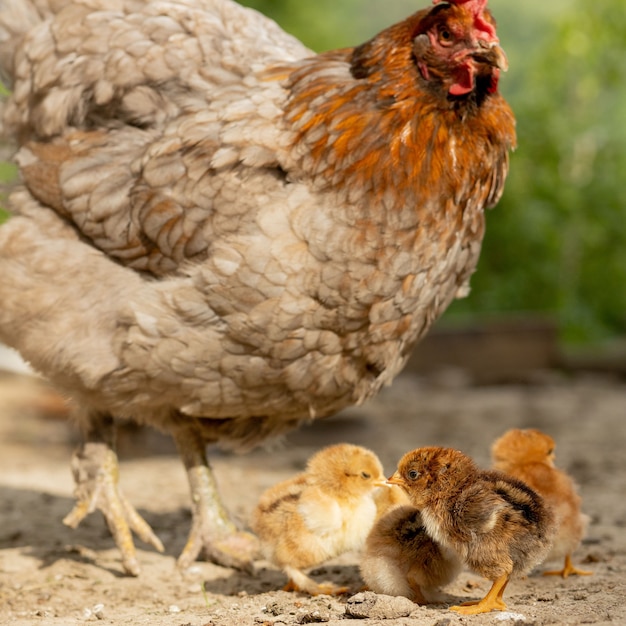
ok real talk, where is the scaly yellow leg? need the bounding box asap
[63,413,164,576]
[283,567,349,596]
[172,422,259,571]
[543,554,593,578]
[451,573,509,615]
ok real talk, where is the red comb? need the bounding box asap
[432,0,498,41]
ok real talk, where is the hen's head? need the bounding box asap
[412,0,507,97]
[347,0,507,103]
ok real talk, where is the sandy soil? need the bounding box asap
[1,367,625,626]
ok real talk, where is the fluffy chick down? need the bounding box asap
[251,443,386,595]
[361,504,462,604]
[492,428,592,577]
[389,446,556,614]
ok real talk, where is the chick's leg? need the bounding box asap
[451,573,509,615]
[284,566,349,596]
[172,423,259,571]
[543,554,593,578]
[63,412,164,576]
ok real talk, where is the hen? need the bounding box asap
[0,0,515,575]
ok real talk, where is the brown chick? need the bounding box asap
[360,505,462,604]
[389,446,556,615]
[251,444,386,595]
[491,428,592,578]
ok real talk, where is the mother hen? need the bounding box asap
[0,0,515,574]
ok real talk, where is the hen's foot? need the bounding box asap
[543,554,593,578]
[63,441,164,576]
[173,425,259,572]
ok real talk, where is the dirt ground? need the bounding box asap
[1,361,625,626]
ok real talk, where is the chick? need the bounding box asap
[373,482,411,518]
[251,443,387,595]
[389,446,556,615]
[491,428,592,578]
[360,505,462,604]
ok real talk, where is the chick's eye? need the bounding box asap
[408,470,420,481]
[361,471,371,479]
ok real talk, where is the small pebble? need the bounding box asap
[345,591,415,619]
[168,605,181,613]
[297,609,330,623]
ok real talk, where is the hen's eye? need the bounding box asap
[439,29,453,45]
[361,471,371,479]
[408,470,420,480]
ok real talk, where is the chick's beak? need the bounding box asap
[386,472,404,487]
[473,41,508,72]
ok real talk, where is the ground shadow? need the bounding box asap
[0,485,195,575]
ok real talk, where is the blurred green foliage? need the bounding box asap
[0,0,624,340]
[450,0,626,342]
[0,161,16,223]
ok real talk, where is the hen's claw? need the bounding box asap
[63,441,164,576]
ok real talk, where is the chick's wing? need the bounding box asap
[452,482,508,537]
[297,489,343,535]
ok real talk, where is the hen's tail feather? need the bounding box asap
[0,0,60,87]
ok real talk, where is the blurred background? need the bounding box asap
[1,0,625,357]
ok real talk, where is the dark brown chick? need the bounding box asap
[389,446,556,615]
[492,428,592,578]
[251,443,386,595]
[360,505,462,604]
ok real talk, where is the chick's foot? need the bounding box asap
[543,554,593,578]
[173,425,259,572]
[63,441,164,576]
[450,574,509,615]
[284,567,349,596]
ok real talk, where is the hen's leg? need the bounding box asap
[63,412,164,575]
[171,423,259,571]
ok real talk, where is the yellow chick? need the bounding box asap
[373,482,411,518]
[251,443,387,595]
[360,504,462,604]
[491,428,592,578]
[389,446,556,615]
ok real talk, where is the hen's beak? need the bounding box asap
[386,472,404,487]
[473,41,508,72]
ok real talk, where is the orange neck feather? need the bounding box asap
[283,16,515,226]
